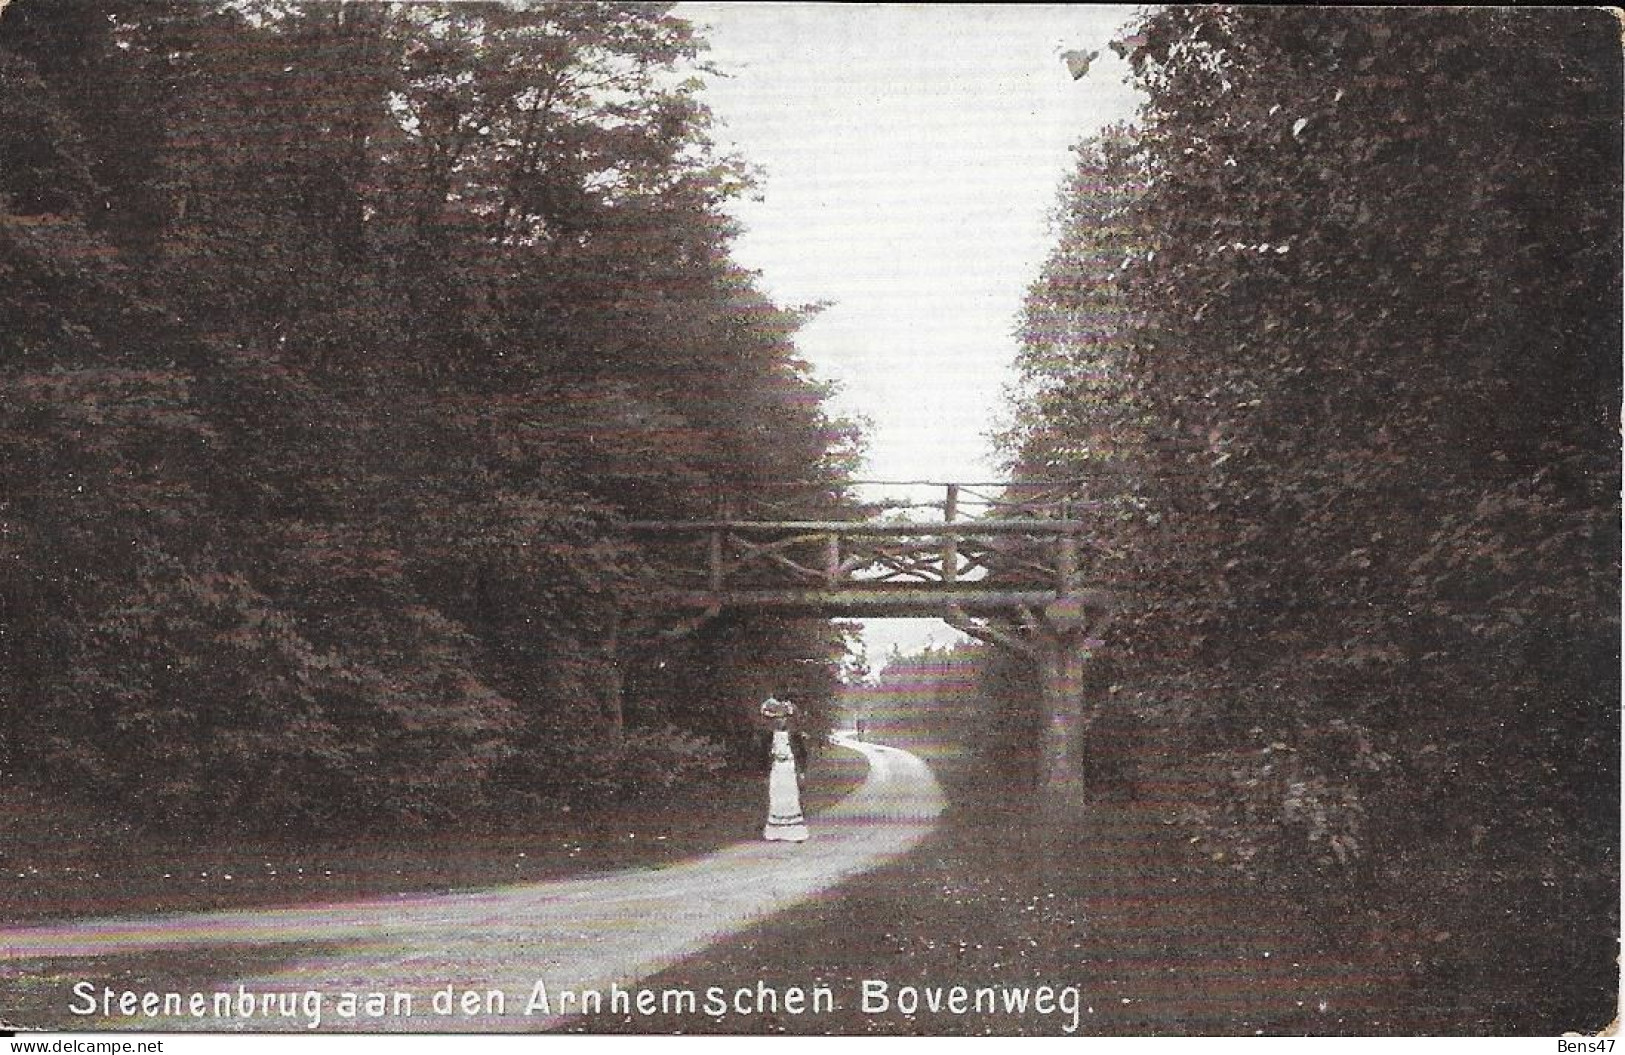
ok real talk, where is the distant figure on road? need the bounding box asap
[760,696,808,843]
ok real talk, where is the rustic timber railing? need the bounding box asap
[624,481,1116,802]
[624,480,1113,623]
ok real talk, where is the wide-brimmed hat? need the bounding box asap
[759,696,796,720]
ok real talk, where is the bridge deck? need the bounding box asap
[657,585,1060,618]
[625,481,1093,620]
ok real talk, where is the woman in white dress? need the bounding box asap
[760,697,808,842]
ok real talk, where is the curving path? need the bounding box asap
[1,735,943,1032]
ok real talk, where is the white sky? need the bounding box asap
[677,3,1145,666]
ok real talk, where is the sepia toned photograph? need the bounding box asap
[0,1,1618,1041]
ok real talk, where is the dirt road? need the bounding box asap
[1,736,943,1032]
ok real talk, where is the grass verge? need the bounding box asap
[0,743,868,1032]
[571,756,1429,1037]
[0,743,866,927]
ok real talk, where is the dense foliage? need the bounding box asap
[995,7,1619,1029]
[0,1,858,832]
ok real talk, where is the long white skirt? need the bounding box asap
[763,731,808,842]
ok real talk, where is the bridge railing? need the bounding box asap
[623,480,1102,609]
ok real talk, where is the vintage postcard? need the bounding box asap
[0,2,1617,1045]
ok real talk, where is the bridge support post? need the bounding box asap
[945,589,1115,813]
[1034,590,1115,806]
[1035,630,1090,804]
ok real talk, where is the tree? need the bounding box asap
[1001,6,1619,1029]
[0,0,864,831]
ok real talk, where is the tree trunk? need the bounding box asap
[1037,635,1088,806]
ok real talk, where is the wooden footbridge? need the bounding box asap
[626,481,1116,800]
